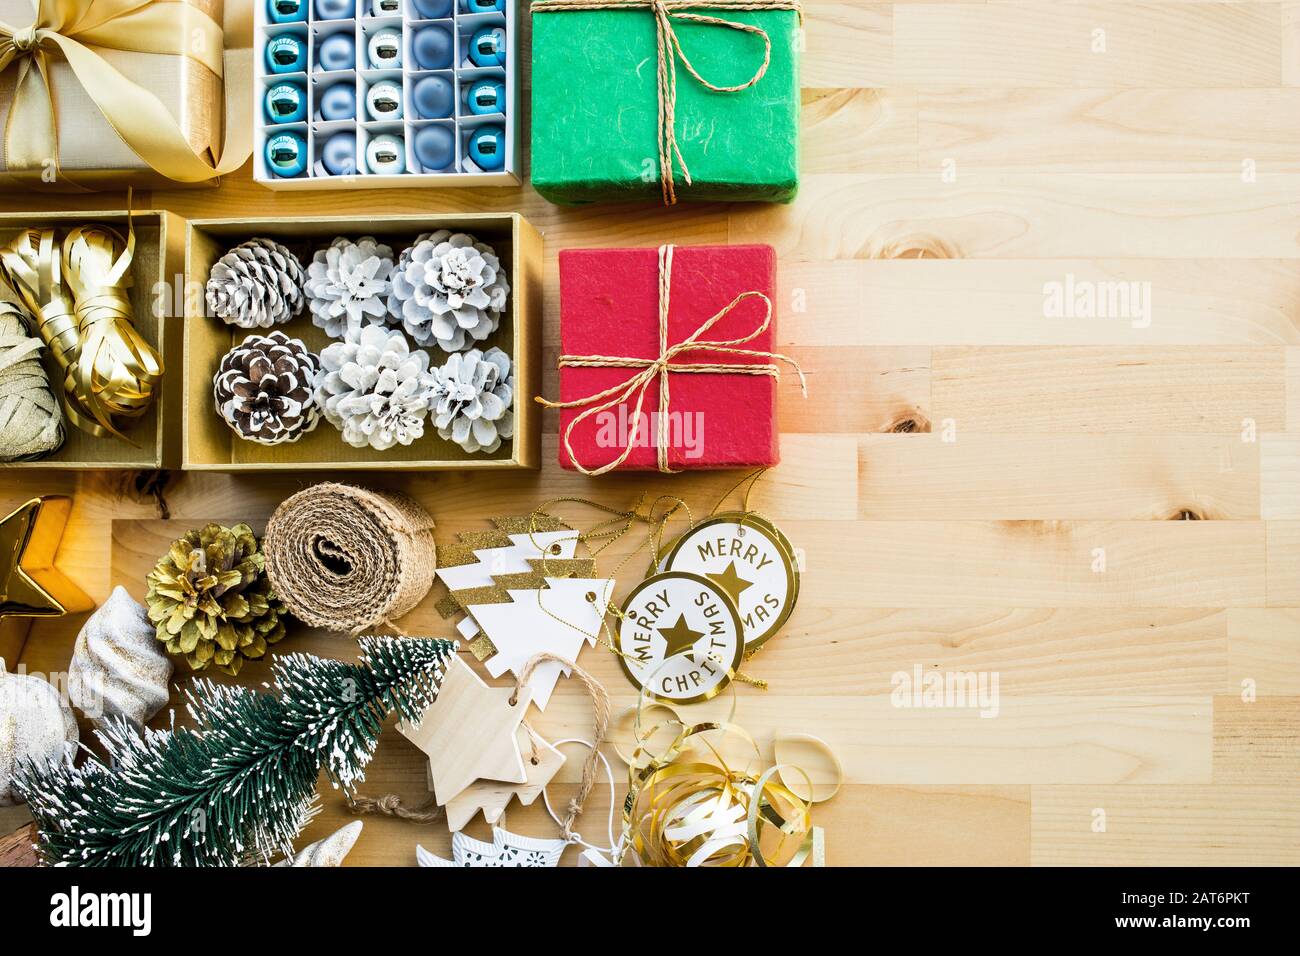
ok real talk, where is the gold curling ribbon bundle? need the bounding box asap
[536,244,807,476]
[0,221,162,440]
[263,482,439,636]
[0,0,252,188]
[531,0,804,206]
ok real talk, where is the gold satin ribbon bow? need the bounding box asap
[536,244,807,477]
[531,0,803,205]
[0,0,252,185]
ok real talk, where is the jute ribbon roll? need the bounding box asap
[263,482,437,635]
[531,0,803,205]
[536,244,807,476]
[0,300,65,461]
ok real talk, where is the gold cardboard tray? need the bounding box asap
[0,209,185,470]
[184,214,542,471]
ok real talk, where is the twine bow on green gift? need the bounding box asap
[532,0,804,205]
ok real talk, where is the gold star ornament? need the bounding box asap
[0,496,92,621]
[657,614,705,663]
[706,560,754,607]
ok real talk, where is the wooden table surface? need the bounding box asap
[3,1,1299,867]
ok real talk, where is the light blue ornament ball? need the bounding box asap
[315,32,355,72]
[468,124,505,170]
[466,79,504,115]
[264,82,307,123]
[371,0,401,13]
[412,24,452,70]
[321,132,358,176]
[265,131,308,177]
[268,0,307,23]
[468,26,506,67]
[366,134,407,175]
[413,74,454,119]
[367,28,403,69]
[410,0,451,17]
[414,124,454,171]
[465,0,503,12]
[366,80,403,121]
[316,82,356,121]
[314,0,354,19]
[265,34,307,74]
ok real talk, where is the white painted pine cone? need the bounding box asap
[69,586,173,729]
[387,230,509,352]
[0,660,78,806]
[314,322,435,450]
[430,346,514,454]
[306,236,396,340]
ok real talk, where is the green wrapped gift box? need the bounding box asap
[530,1,801,205]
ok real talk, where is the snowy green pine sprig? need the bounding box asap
[15,636,456,867]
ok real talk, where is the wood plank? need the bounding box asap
[1227,609,1300,697]
[1261,435,1300,518]
[804,520,1265,608]
[803,1,894,89]
[1266,521,1300,606]
[1213,696,1300,782]
[894,3,1282,88]
[1031,784,1300,865]
[931,346,1286,434]
[919,89,1300,172]
[1288,346,1300,429]
[730,174,1300,260]
[779,259,1300,347]
[804,89,919,174]
[859,434,1259,519]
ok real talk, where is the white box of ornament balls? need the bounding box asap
[253,0,519,189]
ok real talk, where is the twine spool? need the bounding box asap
[0,301,65,462]
[263,482,437,634]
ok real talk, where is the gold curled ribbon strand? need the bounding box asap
[531,0,804,205]
[536,244,807,477]
[0,0,252,186]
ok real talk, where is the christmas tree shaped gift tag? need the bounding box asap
[441,725,565,832]
[468,576,615,711]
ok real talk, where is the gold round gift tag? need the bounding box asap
[661,512,799,653]
[614,571,745,705]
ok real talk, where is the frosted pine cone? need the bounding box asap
[387,231,510,352]
[213,331,322,445]
[430,347,514,454]
[205,238,307,328]
[314,323,436,451]
[306,236,396,339]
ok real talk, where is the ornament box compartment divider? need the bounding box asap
[183,213,542,471]
[254,0,521,189]
[0,209,185,470]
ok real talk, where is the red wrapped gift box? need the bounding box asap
[554,244,782,473]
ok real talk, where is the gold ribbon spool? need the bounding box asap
[531,0,804,206]
[0,0,252,187]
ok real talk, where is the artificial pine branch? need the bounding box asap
[14,636,456,867]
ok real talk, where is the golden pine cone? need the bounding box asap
[145,523,287,676]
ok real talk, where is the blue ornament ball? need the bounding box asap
[468,26,506,67]
[413,74,454,119]
[265,34,307,74]
[366,134,407,175]
[410,0,451,17]
[366,80,403,121]
[315,32,355,72]
[264,82,307,123]
[468,124,505,170]
[268,0,307,23]
[265,131,308,177]
[316,82,356,121]
[321,132,358,176]
[466,79,504,115]
[314,0,354,19]
[466,0,503,12]
[367,28,403,69]
[412,24,452,70]
[371,0,401,13]
[414,124,454,171]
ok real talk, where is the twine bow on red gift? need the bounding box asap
[530,0,804,205]
[536,244,807,477]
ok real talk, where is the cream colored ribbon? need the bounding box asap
[531,0,803,205]
[536,244,806,476]
[0,0,252,185]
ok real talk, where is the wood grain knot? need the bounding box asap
[888,412,931,433]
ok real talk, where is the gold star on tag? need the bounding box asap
[0,497,92,621]
[706,561,754,607]
[658,614,705,663]
[398,656,531,806]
